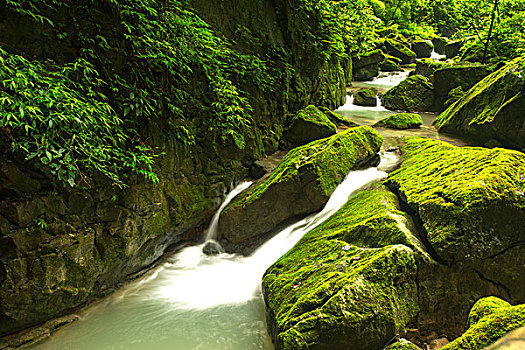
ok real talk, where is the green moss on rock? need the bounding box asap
[412,40,433,58]
[381,75,434,112]
[318,106,358,127]
[385,39,417,64]
[468,296,511,327]
[354,88,377,107]
[434,57,525,149]
[413,58,444,78]
[387,338,422,350]
[441,298,525,350]
[374,113,423,129]
[286,105,337,146]
[380,55,402,72]
[219,126,383,250]
[353,49,386,81]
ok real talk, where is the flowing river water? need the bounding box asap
[30,65,463,350]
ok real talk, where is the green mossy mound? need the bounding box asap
[374,113,423,129]
[412,40,433,58]
[433,63,493,110]
[318,106,358,128]
[262,184,423,350]
[354,88,377,107]
[387,339,421,350]
[352,49,386,81]
[219,126,383,252]
[486,326,525,349]
[444,86,465,109]
[286,105,337,146]
[382,75,434,112]
[263,244,418,350]
[385,39,417,64]
[434,57,525,150]
[441,297,525,350]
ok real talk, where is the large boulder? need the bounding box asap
[387,137,525,336]
[382,75,434,112]
[285,105,336,146]
[433,63,493,110]
[318,106,358,128]
[263,184,421,350]
[385,39,417,64]
[380,55,402,72]
[411,40,433,58]
[432,37,449,54]
[219,126,383,252]
[352,49,386,81]
[440,297,525,350]
[434,57,525,150]
[354,88,377,106]
[445,39,463,59]
[374,113,422,129]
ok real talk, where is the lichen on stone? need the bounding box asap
[374,113,423,129]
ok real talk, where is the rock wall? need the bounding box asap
[0,0,350,337]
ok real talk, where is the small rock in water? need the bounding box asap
[202,240,224,255]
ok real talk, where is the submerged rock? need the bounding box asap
[440,297,525,350]
[352,49,386,81]
[354,88,377,106]
[219,126,383,252]
[411,40,433,58]
[385,39,417,64]
[285,105,336,147]
[382,75,434,112]
[434,57,525,149]
[374,113,422,129]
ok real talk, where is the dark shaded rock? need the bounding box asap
[433,63,493,110]
[285,105,336,147]
[445,39,463,59]
[411,40,433,58]
[380,55,402,72]
[412,58,444,78]
[434,57,525,149]
[219,126,383,252]
[249,161,267,179]
[374,113,422,129]
[354,88,377,106]
[432,37,449,54]
[440,297,525,350]
[385,39,417,64]
[444,86,464,109]
[460,41,498,63]
[352,49,386,81]
[382,75,434,112]
[202,240,224,255]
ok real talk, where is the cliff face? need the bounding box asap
[0,0,349,337]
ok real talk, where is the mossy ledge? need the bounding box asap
[218,126,383,253]
[374,113,423,129]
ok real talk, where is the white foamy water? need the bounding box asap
[30,154,397,350]
[430,50,446,62]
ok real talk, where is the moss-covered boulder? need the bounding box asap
[385,39,417,64]
[380,55,402,72]
[413,58,445,78]
[354,88,377,106]
[219,126,383,252]
[434,57,525,150]
[432,37,449,54]
[387,339,421,350]
[486,326,525,349]
[433,63,493,110]
[382,75,434,112]
[285,105,336,146]
[387,137,525,336]
[444,86,465,109]
[374,113,423,129]
[411,40,433,58]
[440,297,525,350]
[445,39,463,59]
[318,106,358,128]
[352,49,386,81]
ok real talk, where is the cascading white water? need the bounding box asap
[203,181,253,254]
[430,49,446,61]
[30,154,398,350]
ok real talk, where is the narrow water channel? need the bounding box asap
[30,153,399,350]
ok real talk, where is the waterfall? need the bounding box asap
[202,181,252,254]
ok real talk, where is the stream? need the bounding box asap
[30,67,459,350]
